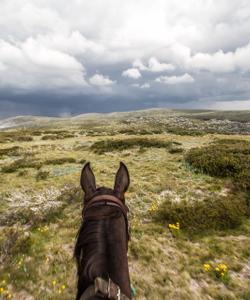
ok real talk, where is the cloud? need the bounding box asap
[89,74,116,86]
[189,43,250,73]
[141,83,150,88]
[155,73,194,85]
[133,57,175,72]
[0,0,250,116]
[131,83,150,88]
[122,68,141,79]
[0,39,87,91]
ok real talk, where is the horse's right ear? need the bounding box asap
[80,162,96,198]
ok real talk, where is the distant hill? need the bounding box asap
[0,108,249,130]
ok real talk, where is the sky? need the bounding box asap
[0,0,250,118]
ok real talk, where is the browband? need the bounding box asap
[83,194,130,241]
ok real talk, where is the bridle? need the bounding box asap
[79,194,131,300]
[82,194,130,241]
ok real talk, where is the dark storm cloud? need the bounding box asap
[0,0,250,118]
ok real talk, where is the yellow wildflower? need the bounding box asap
[52,280,57,286]
[203,263,211,272]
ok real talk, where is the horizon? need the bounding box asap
[1,1,250,117]
[1,105,250,121]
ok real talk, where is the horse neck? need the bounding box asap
[106,212,131,298]
[75,206,131,300]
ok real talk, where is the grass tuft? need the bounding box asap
[90,138,173,154]
[185,139,250,190]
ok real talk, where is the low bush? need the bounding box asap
[0,227,31,263]
[90,138,173,154]
[41,134,61,140]
[1,158,42,173]
[16,136,33,142]
[44,157,76,165]
[166,127,205,136]
[0,132,33,143]
[155,194,249,233]
[41,133,75,140]
[18,170,29,177]
[168,147,184,154]
[36,170,50,180]
[185,139,250,190]
[0,146,22,157]
[78,158,86,164]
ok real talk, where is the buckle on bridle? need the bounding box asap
[107,277,121,300]
[117,286,121,300]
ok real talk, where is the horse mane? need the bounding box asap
[74,187,124,300]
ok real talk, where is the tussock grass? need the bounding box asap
[0,146,22,157]
[41,133,75,140]
[1,157,77,173]
[0,131,33,143]
[1,158,42,173]
[44,157,76,165]
[185,139,250,190]
[36,170,50,180]
[0,227,31,266]
[90,138,173,154]
[155,194,249,233]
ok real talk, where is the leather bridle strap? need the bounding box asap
[83,194,130,241]
[83,195,129,216]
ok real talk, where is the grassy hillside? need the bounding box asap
[0,110,249,299]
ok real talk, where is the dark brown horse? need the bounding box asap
[74,162,131,300]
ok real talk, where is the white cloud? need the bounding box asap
[148,57,175,72]
[133,57,175,72]
[155,73,194,85]
[89,74,116,86]
[131,83,140,87]
[0,39,87,90]
[133,59,147,71]
[131,83,150,89]
[122,68,141,79]
[141,83,150,88]
[0,0,250,110]
[189,43,250,73]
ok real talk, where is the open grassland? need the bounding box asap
[0,110,250,300]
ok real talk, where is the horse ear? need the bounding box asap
[114,162,130,199]
[80,162,96,198]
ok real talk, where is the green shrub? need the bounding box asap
[1,158,42,173]
[0,146,22,157]
[155,194,249,233]
[166,127,205,136]
[36,170,50,180]
[18,169,29,177]
[16,136,33,142]
[41,134,61,140]
[0,131,33,143]
[0,227,31,262]
[168,147,184,154]
[44,157,76,165]
[41,133,74,140]
[78,158,86,164]
[185,139,250,190]
[90,138,173,154]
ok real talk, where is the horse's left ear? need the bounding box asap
[80,162,96,199]
[114,162,130,199]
